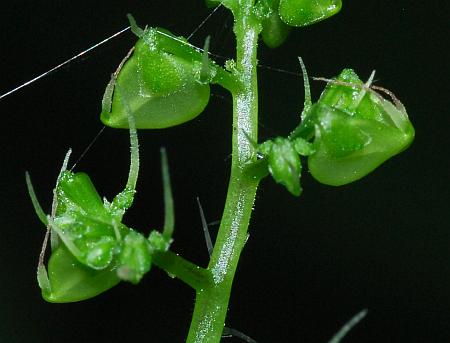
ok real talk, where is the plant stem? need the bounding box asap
[186,3,262,342]
[153,251,213,290]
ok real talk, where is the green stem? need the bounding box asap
[186,3,262,342]
[153,250,213,291]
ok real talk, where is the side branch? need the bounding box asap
[153,251,213,291]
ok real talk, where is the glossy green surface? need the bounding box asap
[29,89,181,302]
[43,245,120,303]
[43,166,174,300]
[35,172,168,302]
[101,27,211,129]
[259,67,414,193]
[259,0,291,48]
[54,171,129,269]
[279,0,342,27]
[305,69,415,186]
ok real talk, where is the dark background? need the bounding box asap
[0,1,448,342]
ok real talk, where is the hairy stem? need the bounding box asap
[186,3,262,342]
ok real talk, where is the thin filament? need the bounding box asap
[0,6,300,101]
[0,27,130,100]
[187,1,224,40]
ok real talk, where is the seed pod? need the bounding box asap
[279,0,342,27]
[306,69,415,186]
[101,28,211,129]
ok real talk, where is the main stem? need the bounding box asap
[186,4,261,343]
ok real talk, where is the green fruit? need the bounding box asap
[279,0,342,27]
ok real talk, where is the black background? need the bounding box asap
[0,1,448,342]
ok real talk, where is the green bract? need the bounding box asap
[27,151,172,302]
[43,165,162,301]
[279,0,342,27]
[303,69,415,186]
[101,27,211,129]
[27,89,174,302]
